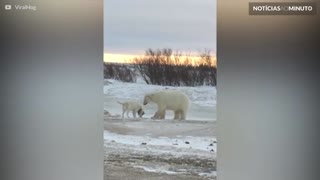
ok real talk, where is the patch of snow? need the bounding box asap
[104,131,217,153]
[133,166,182,175]
[199,171,217,178]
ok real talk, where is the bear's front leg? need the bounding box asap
[151,111,158,119]
[152,110,165,120]
[152,111,160,119]
[158,110,166,119]
[157,105,166,119]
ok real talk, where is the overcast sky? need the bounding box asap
[104,0,216,55]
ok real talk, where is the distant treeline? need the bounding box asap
[104,48,217,86]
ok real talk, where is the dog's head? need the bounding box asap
[137,108,145,117]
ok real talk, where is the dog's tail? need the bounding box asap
[117,101,124,105]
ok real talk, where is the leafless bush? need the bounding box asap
[104,63,136,83]
[132,48,216,86]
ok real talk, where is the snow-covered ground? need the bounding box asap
[104,130,216,154]
[104,79,216,121]
[104,79,217,179]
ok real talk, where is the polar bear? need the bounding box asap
[143,90,190,120]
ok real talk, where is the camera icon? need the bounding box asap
[5,5,12,10]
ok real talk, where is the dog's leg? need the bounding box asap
[126,111,130,118]
[122,110,125,120]
[133,111,136,118]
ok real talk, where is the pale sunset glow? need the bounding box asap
[104,53,217,66]
[104,53,139,63]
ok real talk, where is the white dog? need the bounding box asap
[117,101,145,119]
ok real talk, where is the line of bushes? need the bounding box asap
[104,48,217,86]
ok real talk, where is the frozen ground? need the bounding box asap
[104,79,216,179]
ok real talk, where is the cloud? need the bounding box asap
[104,0,216,54]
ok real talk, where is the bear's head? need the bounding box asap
[143,93,154,105]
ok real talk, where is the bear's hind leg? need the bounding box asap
[174,110,180,120]
[180,110,186,120]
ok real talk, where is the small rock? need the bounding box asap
[211,149,214,152]
[209,143,213,146]
[185,141,190,144]
[141,142,147,145]
[111,140,116,143]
